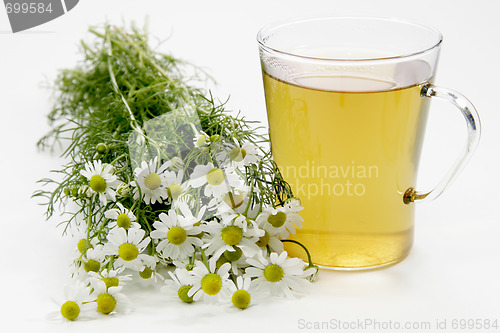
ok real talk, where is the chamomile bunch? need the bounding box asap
[35,22,319,321]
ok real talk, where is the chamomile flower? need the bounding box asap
[187,258,232,303]
[116,182,132,198]
[245,251,311,298]
[80,160,119,205]
[104,228,151,271]
[89,278,133,315]
[104,202,140,230]
[87,268,132,290]
[131,157,171,204]
[76,236,98,255]
[284,197,304,213]
[211,181,260,214]
[163,268,195,303]
[150,210,203,260]
[256,205,303,239]
[218,189,247,211]
[77,244,107,275]
[193,131,210,148]
[168,156,184,172]
[190,163,243,198]
[202,220,262,261]
[138,255,164,282]
[164,169,189,202]
[217,247,250,276]
[176,201,208,226]
[222,276,256,310]
[172,257,197,271]
[219,211,258,232]
[55,280,97,321]
[256,217,284,253]
[225,141,260,167]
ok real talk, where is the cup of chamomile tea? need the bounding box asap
[257,17,481,270]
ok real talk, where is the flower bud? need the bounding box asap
[306,265,320,282]
[210,134,222,143]
[96,143,108,154]
[102,163,116,175]
[169,157,184,171]
[78,185,92,199]
[195,134,209,148]
[117,183,131,197]
[70,186,80,198]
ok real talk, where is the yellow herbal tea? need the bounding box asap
[263,73,430,269]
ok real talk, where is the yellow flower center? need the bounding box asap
[60,301,80,321]
[222,192,244,209]
[84,259,100,273]
[178,285,194,303]
[167,226,187,245]
[229,148,247,162]
[232,289,251,309]
[118,243,139,261]
[267,211,287,228]
[77,239,92,254]
[221,226,243,246]
[256,231,270,247]
[264,264,284,282]
[139,267,153,279]
[210,134,222,142]
[116,214,131,229]
[96,293,117,315]
[216,255,229,269]
[144,173,162,190]
[167,184,183,200]
[96,143,107,154]
[206,168,225,186]
[102,277,119,289]
[223,247,243,262]
[196,135,209,147]
[201,273,222,296]
[89,175,107,193]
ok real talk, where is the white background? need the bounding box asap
[0,0,499,332]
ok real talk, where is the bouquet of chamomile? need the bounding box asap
[34,23,318,321]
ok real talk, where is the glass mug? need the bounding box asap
[257,17,481,270]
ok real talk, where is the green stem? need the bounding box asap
[86,195,94,240]
[281,239,315,268]
[200,248,209,271]
[109,153,127,165]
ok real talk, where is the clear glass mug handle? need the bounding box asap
[403,83,481,204]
